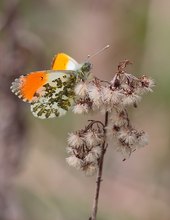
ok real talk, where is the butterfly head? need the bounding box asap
[81,62,92,73]
[76,62,92,80]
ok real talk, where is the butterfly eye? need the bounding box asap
[41,76,44,80]
[81,62,92,73]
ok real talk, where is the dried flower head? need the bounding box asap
[68,59,153,171]
[122,93,141,106]
[66,155,82,170]
[73,102,89,114]
[66,121,105,175]
[75,81,88,98]
[83,162,98,176]
[67,132,84,147]
[65,57,155,220]
[84,129,103,146]
[88,82,103,109]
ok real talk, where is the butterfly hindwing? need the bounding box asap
[30,70,77,119]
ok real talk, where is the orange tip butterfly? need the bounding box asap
[10,45,110,119]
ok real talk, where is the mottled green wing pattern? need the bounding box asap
[30,71,77,119]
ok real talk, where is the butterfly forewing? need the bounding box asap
[10,71,49,103]
[51,53,79,71]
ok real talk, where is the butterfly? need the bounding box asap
[10,53,92,119]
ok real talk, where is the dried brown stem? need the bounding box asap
[89,111,109,220]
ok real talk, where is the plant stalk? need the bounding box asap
[89,111,109,220]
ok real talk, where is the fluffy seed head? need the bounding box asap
[122,93,141,106]
[66,156,82,169]
[84,130,103,146]
[91,146,102,158]
[75,82,88,98]
[68,132,84,147]
[136,131,148,147]
[88,84,102,108]
[83,163,97,176]
[73,103,89,114]
[85,152,96,163]
[101,86,121,107]
[118,130,136,145]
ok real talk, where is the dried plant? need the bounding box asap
[66,60,154,220]
[9,34,154,218]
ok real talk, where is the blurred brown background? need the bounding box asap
[0,0,170,219]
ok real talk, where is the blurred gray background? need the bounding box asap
[0,0,170,219]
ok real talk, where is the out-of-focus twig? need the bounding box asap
[0,0,46,219]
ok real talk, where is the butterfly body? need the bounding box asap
[10,53,92,119]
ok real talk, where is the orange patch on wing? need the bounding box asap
[21,71,48,101]
[51,53,69,70]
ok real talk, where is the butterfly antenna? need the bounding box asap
[86,44,110,61]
